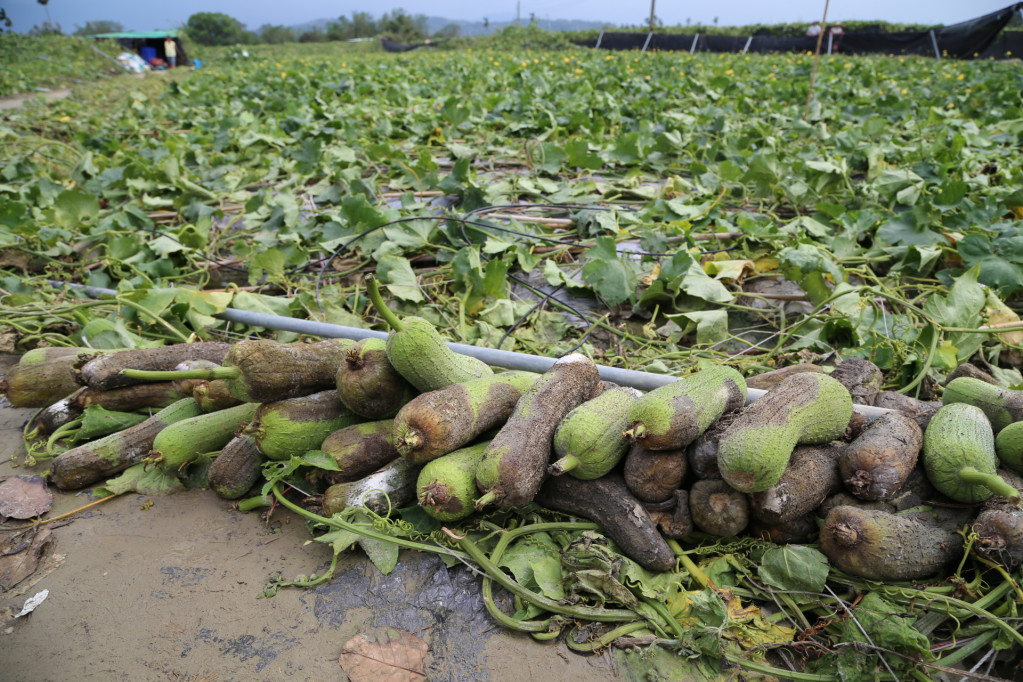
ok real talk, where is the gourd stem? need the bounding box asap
[958,466,1021,501]
[365,276,405,332]
[120,366,240,382]
[548,455,579,476]
[237,495,273,512]
[474,491,499,510]
[622,423,646,441]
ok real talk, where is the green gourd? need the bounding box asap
[622,365,746,451]
[417,442,490,522]
[716,372,852,493]
[942,377,1023,433]
[151,401,259,472]
[549,385,641,479]
[366,277,492,392]
[921,403,1020,503]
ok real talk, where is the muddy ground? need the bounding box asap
[0,355,632,681]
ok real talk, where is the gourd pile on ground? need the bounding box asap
[3,277,1022,681]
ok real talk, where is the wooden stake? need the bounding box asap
[804,0,831,121]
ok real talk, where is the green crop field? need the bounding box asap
[2,35,1023,680]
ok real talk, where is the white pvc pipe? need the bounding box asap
[65,283,895,417]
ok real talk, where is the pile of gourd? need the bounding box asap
[3,281,1022,580]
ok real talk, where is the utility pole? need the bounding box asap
[517,1,521,25]
[649,0,656,31]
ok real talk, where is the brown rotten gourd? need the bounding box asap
[1,352,96,407]
[622,445,688,503]
[716,372,853,493]
[119,339,354,403]
[840,412,922,501]
[749,444,843,525]
[78,343,232,391]
[475,354,600,509]
[336,337,416,419]
[320,420,400,483]
[534,473,676,572]
[392,371,538,464]
[49,398,203,489]
[820,506,965,581]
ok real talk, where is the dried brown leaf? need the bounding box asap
[0,528,54,591]
[338,627,428,682]
[0,475,53,520]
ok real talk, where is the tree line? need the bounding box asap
[185,10,457,47]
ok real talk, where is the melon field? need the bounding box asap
[2,35,1023,680]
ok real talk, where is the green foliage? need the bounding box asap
[0,33,123,95]
[186,12,247,46]
[73,20,123,36]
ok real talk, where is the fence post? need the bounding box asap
[930,29,941,59]
[690,33,699,54]
[595,30,604,49]
[642,31,653,52]
[827,33,833,55]
[742,36,753,55]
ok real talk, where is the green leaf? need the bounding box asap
[757,545,829,594]
[581,236,636,306]
[536,142,566,175]
[358,533,399,575]
[680,310,728,345]
[248,248,287,285]
[564,140,603,170]
[53,189,100,229]
[679,268,734,303]
[376,254,424,302]
[957,231,1023,296]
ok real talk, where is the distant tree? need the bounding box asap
[350,11,377,38]
[326,17,352,41]
[30,20,62,35]
[483,17,489,29]
[0,9,12,32]
[186,12,246,46]
[434,24,460,40]
[298,28,326,43]
[258,24,295,44]
[74,20,124,36]
[380,9,427,43]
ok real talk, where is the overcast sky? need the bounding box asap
[4,0,1017,33]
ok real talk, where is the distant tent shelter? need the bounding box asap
[89,30,190,67]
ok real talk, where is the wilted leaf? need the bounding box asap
[339,627,428,682]
[0,528,54,591]
[94,463,185,498]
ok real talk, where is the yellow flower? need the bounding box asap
[901,89,908,95]
[725,69,734,75]
[59,115,70,122]
[957,73,964,80]
[281,71,287,77]
[844,62,852,68]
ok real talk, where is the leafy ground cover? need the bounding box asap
[0,33,128,96]
[2,41,1023,679]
